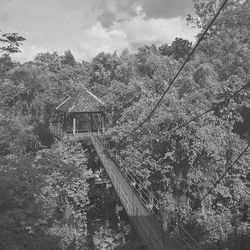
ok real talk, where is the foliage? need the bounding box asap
[0,139,89,250]
[0,49,90,148]
[0,31,25,54]
[0,41,91,249]
[61,50,77,67]
[0,114,42,156]
[0,1,249,248]
[159,38,193,61]
[0,54,15,82]
[101,1,250,249]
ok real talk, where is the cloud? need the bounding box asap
[98,10,116,28]
[73,12,199,61]
[95,0,194,27]
[0,0,19,23]
[12,6,198,62]
[116,15,199,49]
[1,0,198,62]
[11,45,47,62]
[142,0,194,19]
[94,0,138,27]
[75,23,129,60]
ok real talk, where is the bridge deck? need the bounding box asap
[50,126,202,250]
[90,134,179,250]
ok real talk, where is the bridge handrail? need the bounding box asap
[93,130,162,220]
[177,234,193,250]
[123,170,160,212]
[92,130,204,250]
[112,150,161,209]
[179,225,203,250]
[172,225,204,250]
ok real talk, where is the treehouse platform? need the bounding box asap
[50,89,201,250]
[49,88,105,140]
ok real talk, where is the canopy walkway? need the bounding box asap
[50,129,202,250]
[89,132,203,250]
[49,89,203,250]
[90,132,174,250]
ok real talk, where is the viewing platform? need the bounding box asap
[50,89,202,249]
[49,88,105,140]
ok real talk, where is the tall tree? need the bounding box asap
[159,38,193,60]
[106,2,250,249]
[61,50,76,67]
[0,31,25,54]
[0,54,14,82]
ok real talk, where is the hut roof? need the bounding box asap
[56,89,105,113]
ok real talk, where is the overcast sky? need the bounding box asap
[1,0,199,62]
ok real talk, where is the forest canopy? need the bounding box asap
[0,0,249,249]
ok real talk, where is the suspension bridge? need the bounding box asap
[49,89,205,249]
[48,2,245,248]
[50,120,202,250]
[89,131,203,250]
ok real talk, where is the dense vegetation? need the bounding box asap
[0,0,249,249]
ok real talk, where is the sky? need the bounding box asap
[0,0,199,62]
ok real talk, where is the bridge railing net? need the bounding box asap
[95,130,161,220]
[94,130,204,250]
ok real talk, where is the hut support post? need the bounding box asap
[102,112,105,133]
[73,118,76,136]
[90,113,93,132]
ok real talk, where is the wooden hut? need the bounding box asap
[50,89,105,139]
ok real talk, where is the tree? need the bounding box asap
[187,0,247,36]
[159,38,193,60]
[61,50,76,67]
[89,52,121,88]
[34,52,61,72]
[110,64,250,248]
[0,31,25,54]
[136,45,160,78]
[102,80,142,126]
[0,54,14,82]
[0,139,89,249]
[105,2,250,248]
[191,0,250,139]
[0,114,42,156]
[0,65,45,115]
